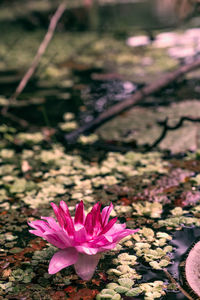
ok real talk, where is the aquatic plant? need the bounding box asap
[28,201,138,280]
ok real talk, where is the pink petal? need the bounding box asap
[48,248,78,274]
[51,202,65,228]
[51,202,74,236]
[28,220,50,232]
[44,233,67,249]
[92,203,102,235]
[74,201,85,225]
[60,210,75,236]
[111,229,139,243]
[101,217,117,234]
[47,229,74,248]
[101,203,113,226]
[28,220,54,237]
[41,217,60,230]
[56,231,73,247]
[93,208,102,235]
[74,253,101,280]
[86,236,115,252]
[91,202,100,212]
[84,212,93,236]
[84,203,102,236]
[29,229,45,237]
[28,220,53,237]
[90,202,101,222]
[104,222,126,236]
[90,234,113,247]
[99,243,117,251]
[59,200,70,214]
[74,225,88,243]
[75,245,98,255]
[59,201,75,234]
[59,201,73,222]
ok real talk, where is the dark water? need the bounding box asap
[2,65,200,134]
[0,0,179,32]
[0,0,198,129]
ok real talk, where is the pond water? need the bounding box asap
[0,0,193,129]
[0,1,200,300]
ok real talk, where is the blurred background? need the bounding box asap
[1,0,200,152]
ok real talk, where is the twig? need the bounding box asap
[148,116,200,150]
[65,56,200,143]
[2,111,29,128]
[163,268,194,300]
[10,2,66,101]
[2,2,66,126]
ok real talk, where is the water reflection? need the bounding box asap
[82,0,199,32]
[0,0,198,33]
[81,77,137,123]
[155,0,197,22]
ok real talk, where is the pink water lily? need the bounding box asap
[28,201,138,280]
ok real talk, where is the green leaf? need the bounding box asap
[96,295,113,300]
[125,287,142,297]
[114,286,129,294]
[118,278,134,288]
[106,283,119,290]
[100,289,116,296]
[111,294,121,300]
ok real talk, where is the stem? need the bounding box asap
[163,268,194,300]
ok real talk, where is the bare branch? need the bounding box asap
[65,56,200,143]
[10,2,66,101]
[2,111,29,128]
[163,268,194,300]
[148,116,200,150]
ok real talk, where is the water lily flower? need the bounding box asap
[28,201,138,280]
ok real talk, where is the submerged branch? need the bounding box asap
[163,268,194,300]
[148,116,200,150]
[65,56,200,144]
